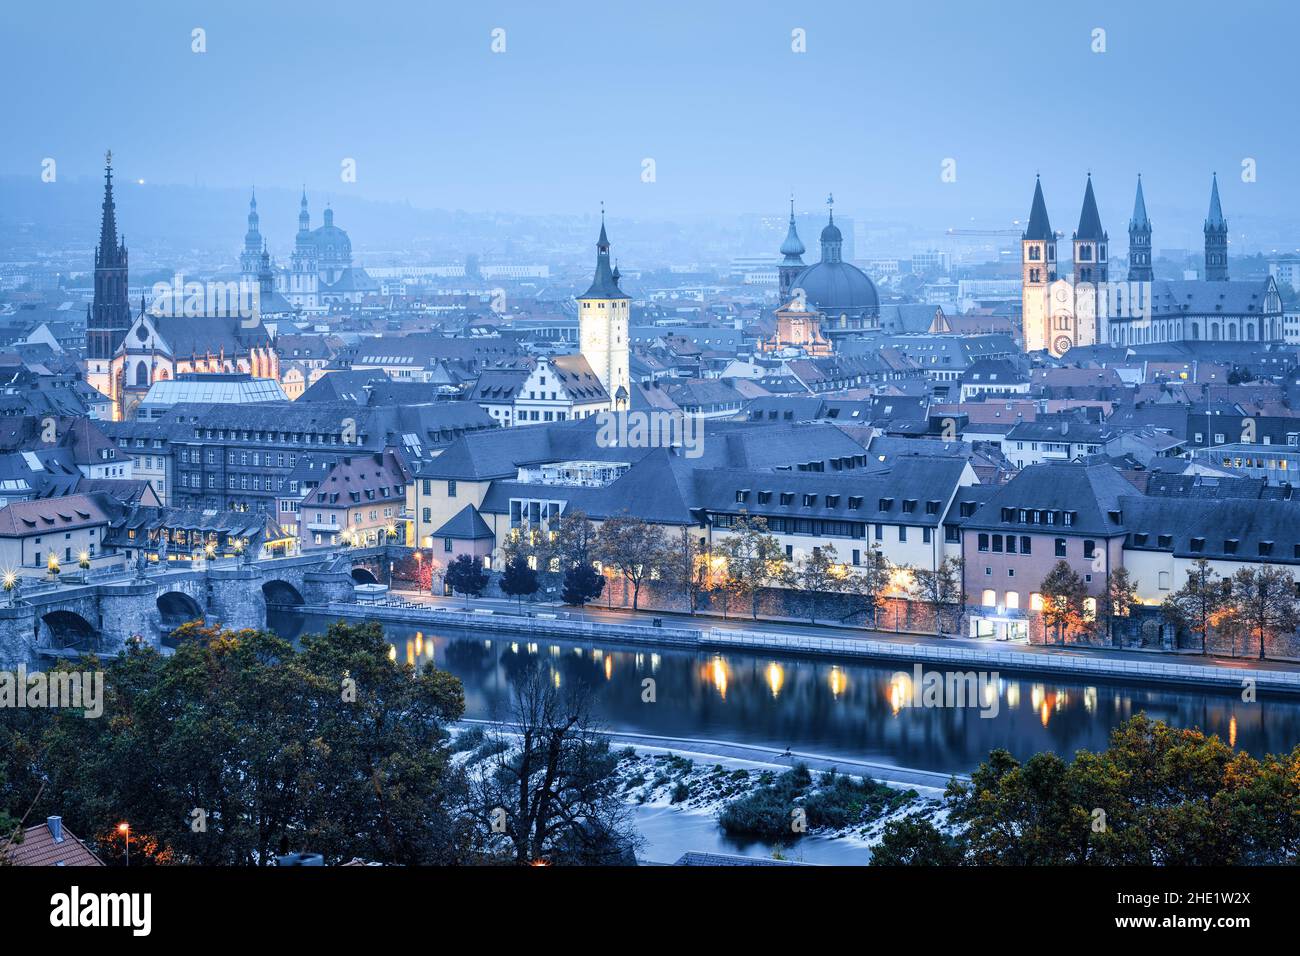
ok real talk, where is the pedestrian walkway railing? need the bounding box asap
[704,628,1300,691]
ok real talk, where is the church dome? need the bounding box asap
[819,220,842,244]
[792,260,879,316]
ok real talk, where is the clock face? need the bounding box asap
[1054,286,1070,302]
[1053,335,1072,355]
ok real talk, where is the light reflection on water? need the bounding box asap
[291,616,1300,774]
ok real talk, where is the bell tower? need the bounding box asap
[1204,173,1229,281]
[577,208,631,410]
[1020,176,1056,354]
[1127,175,1152,282]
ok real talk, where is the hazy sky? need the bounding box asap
[3,0,1296,243]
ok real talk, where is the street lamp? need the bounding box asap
[118,822,130,866]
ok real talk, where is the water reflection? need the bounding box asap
[295,616,1300,774]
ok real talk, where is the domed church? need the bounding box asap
[777,194,880,336]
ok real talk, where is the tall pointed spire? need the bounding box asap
[1127,174,1153,282]
[1022,175,1053,241]
[87,149,132,388]
[98,150,118,257]
[1204,173,1228,280]
[1207,172,1225,227]
[580,208,628,300]
[1074,174,1105,241]
[1129,174,1149,229]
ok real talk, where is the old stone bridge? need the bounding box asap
[0,546,398,668]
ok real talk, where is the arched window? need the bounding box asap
[134,360,150,387]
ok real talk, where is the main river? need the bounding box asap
[291,614,1300,863]
[292,614,1300,769]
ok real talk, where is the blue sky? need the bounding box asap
[2,0,1296,242]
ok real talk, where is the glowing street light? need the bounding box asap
[118,821,130,866]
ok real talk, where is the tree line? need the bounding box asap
[440,510,965,632]
[1037,557,1300,658]
[0,621,637,866]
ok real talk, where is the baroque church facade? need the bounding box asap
[1021,173,1283,357]
[239,190,377,314]
[777,195,880,340]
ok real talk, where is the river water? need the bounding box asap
[291,614,1300,864]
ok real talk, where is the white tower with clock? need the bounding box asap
[577,212,631,409]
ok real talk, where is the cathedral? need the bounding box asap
[1021,174,1284,356]
[84,153,282,421]
[85,153,132,401]
[239,190,377,313]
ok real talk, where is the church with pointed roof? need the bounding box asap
[1020,173,1282,356]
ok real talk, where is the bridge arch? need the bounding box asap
[157,591,205,630]
[40,610,99,652]
[262,579,305,607]
[351,567,380,585]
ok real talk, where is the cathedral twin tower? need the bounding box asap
[1021,173,1234,357]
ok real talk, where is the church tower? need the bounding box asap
[1071,174,1107,347]
[1204,173,1229,281]
[1127,175,1152,282]
[288,188,319,309]
[1020,176,1056,354]
[86,151,132,402]
[240,189,262,282]
[778,197,806,303]
[577,211,630,410]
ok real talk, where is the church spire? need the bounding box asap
[580,207,627,300]
[1127,175,1152,282]
[1204,173,1228,281]
[1022,175,1053,241]
[98,151,119,260]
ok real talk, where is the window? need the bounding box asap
[1083,540,1096,559]
[1158,571,1171,590]
[978,533,989,552]
[981,589,996,607]
[444,538,453,553]
[1055,538,1067,557]
[1020,536,1031,554]
[448,481,457,498]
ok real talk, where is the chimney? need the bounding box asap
[1060,421,1069,436]
[47,816,64,843]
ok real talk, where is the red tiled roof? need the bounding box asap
[4,818,104,866]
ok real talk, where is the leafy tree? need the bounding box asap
[907,556,963,635]
[469,666,639,865]
[445,553,488,606]
[596,514,669,611]
[1097,566,1140,647]
[1161,558,1229,654]
[871,816,965,866]
[939,714,1300,865]
[1039,560,1088,645]
[561,562,605,609]
[1225,565,1300,660]
[0,622,474,866]
[499,553,539,609]
[711,515,791,620]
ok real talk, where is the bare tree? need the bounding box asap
[596,513,669,611]
[471,667,640,866]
